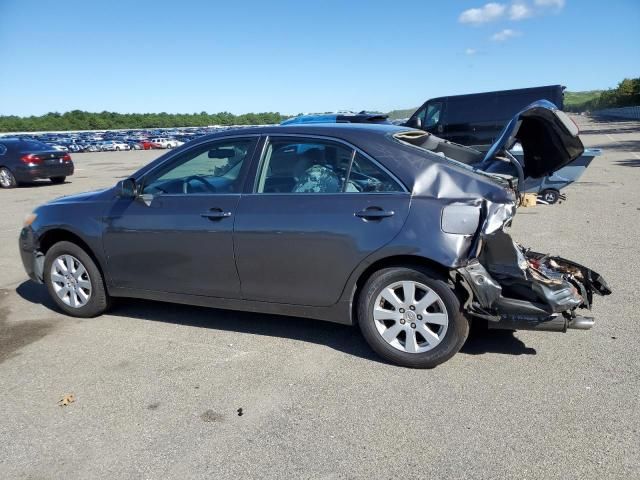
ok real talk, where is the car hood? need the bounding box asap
[480,100,584,179]
[47,187,112,205]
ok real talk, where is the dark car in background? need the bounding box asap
[281,111,390,125]
[405,85,565,146]
[18,102,610,367]
[0,138,74,188]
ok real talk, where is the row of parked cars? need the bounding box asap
[0,125,263,188]
[6,126,248,154]
[43,137,185,153]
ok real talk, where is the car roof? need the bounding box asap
[203,122,410,141]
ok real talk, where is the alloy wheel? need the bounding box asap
[373,280,449,353]
[543,190,559,204]
[50,254,93,308]
[0,168,14,187]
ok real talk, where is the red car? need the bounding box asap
[139,140,155,150]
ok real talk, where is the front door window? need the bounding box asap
[142,139,254,195]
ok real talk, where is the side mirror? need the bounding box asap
[406,116,422,129]
[117,178,137,198]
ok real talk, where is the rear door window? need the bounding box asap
[256,137,353,193]
[346,153,405,193]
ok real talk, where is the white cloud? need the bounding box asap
[509,2,533,20]
[459,3,506,24]
[465,48,478,55]
[534,0,566,8]
[491,29,521,41]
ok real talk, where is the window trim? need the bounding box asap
[137,134,260,196]
[251,134,409,195]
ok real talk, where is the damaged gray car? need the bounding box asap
[19,101,610,368]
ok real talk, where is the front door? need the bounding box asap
[103,136,258,298]
[234,136,411,307]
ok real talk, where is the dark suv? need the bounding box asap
[0,138,74,188]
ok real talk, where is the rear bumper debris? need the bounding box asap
[457,230,611,331]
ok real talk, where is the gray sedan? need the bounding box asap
[18,102,611,367]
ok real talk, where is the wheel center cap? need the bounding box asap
[404,310,416,322]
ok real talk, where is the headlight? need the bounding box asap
[23,213,37,228]
[441,205,480,235]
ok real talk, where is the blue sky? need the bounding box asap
[0,0,638,116]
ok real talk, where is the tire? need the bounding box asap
[44,241,110,318]
[116,147,121,151]
[0,167,17,188]
[540,189,560,204]
[50,176,66,184]
[358,267,469,368]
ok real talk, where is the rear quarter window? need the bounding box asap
[20,140,51,151]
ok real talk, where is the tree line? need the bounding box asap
[564,78,640,112]
[0,111,286,132]
[2,78,638,132]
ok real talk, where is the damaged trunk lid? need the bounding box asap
[479,99,585,180]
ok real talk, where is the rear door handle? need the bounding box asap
[355,208,395,220]
[201,208,232,220]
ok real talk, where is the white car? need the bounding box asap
[48,144,69,152]
[150,137,184,149]
[100,141,130,151]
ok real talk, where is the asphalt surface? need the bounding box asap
[1,116,639,479]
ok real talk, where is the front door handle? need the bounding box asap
[355,208,395,220]
[201,208,232,220]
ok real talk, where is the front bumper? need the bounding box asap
[19,227,44,283]
[14,162,74,182]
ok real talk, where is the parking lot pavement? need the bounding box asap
[1,118,639,479]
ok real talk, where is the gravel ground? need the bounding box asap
[0,116,639,479]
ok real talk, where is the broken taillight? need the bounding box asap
[20,154,42,165]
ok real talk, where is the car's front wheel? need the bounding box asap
[358,267,469,368]
[44,241,110,318]
[0,167,17,188]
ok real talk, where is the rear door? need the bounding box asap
[234,135,411,307]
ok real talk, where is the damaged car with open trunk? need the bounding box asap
[19,100,611,368]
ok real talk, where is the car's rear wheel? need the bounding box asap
[116,147,121,151]
[0,167,17,188]
[358,267,469,368]
[44,241,110,318]
[50,176,66,184]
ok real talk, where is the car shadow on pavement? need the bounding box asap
[16,281,537,363]
[17,180,71,188]
[461,324,537,356]
[614,159,640,167]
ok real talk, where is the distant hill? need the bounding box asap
[386,108,417,120]
[564,90,604,111]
